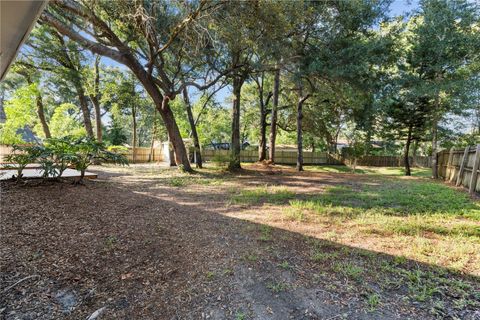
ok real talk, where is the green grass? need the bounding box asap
[231,185,295,204]
[304,165,432,177]
[289,180,479,217]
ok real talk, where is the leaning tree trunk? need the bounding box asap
[229,76,244,170]
[160,97,192,171]
[35,91,51,139]
[269,68,280,163]
[404,125,413,176]
[296,92,310,172]
[75,83,94,138]
[182,87,202,168]
[258,94,267,162]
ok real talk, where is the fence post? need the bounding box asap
[456,146,470,187]
[469,145,480,194]
[447,148,454,182]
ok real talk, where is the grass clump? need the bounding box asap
[231,185,295,204]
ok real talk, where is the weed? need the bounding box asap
[105,235,118,249]
[206,271,215,280]
[244,253,258,262]
[367,293,380,311]
[278,261,292,270]
[267,281,289,293]
[259,225,272,241]
[235,311,247,320]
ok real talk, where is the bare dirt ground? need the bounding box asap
[1,164,479,319]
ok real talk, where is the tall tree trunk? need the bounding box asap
[149,109,157,162]
[269,68,280,163]
[36,94,51,139]
[296,92,310,172]
[257,73,268,162]
[431,111,439,179]
[405,125,413,176]
[259,107,267,161]
[132,103,137,163]
[90,55,102,142]
[229,76,244,170]
[182,87,202,168]
[75,83,94,137]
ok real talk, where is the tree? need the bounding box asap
[407,0,480,178]
[41,0,239,172]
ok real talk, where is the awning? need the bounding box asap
[0,0,48,81]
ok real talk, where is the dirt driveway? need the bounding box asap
[1,164,479,319]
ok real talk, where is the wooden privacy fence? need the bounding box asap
[202,149,341,165]
[0,145,164,163]
[344,155,430,167]
[437,146,480,194]
[125,147,164,163]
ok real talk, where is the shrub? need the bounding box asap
[69,137,128,183]
[4,145,44,182]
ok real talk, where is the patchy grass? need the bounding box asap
[304,165,431,177]
[231,185,295,204]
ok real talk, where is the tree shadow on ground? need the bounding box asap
[1,171,479,320]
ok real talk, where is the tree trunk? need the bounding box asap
[182,87,202,168]
[405,125,412,176]
[35,92,51,139]
[296,92,310,172]
[75,83,94,137]
[257,73,267,162]
[91,55,102,142]
[149,109,157,162]
[160,97,192,171]
[269,68,280,163]
[431,91,440,178]
[132,103,137,163]
[229,76,244,170]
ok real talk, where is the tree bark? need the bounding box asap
[431,112,439,179]
[182,87,202,168]
[161,97,192,171]
[75,83,94,138]
[257,73,271,162]
[149,109,157,162]
[296,92,310,172]
[90,55,102,142]
[405,125,413,176]
[132,103,137,163]
[229,76,244,170]
[269,68,280,163]
[36,94,51,139]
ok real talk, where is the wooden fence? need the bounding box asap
[437,146,480,194]
[202,149,342,165]
[126,147,164,163]
[0,145,164,163]
[344,155,430,167]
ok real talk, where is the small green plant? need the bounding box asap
[278,261,292,270]
[267,281,289,293]
[235,311,247,320]
[259,225,272,241]
[244,253,258,262]
[206,271,215,280]
[367,293,380,311]
[105,235,118,249]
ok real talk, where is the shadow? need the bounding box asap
[2,168,478,319]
